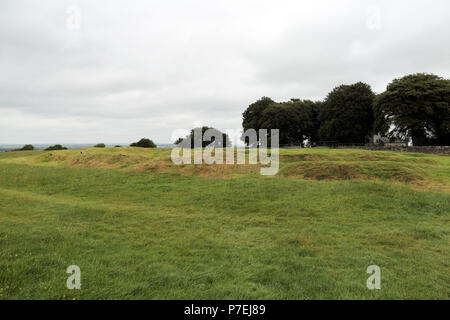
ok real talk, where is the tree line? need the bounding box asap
[9,138,158,152]
[242,73,450,146]
[7,73,449,152]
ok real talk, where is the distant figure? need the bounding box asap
[80,152,83,154]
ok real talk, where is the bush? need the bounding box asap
[94,143,106,148]
[45,144,68,151]
[175,127,231,148]
[14,144,34,151]
[114,145,122,147]
[174,137,184,145]
[130,138,156,148]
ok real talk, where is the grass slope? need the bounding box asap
[0,148,449,299]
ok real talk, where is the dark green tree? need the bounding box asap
[241,97,322,147]
[94,143,106,148]
[45,144,68,151]
[175,127,231,148]
[374,73,450,146]
[130,138,157,148]
[258,99,320,147]
[304,100,323,146]
[173,137,184,145]
[241,97,274,145]
[13,144,34,151]
[17,144,34,151]
[319,82,375,143]
[258,102,296,145]
[291,99,322,147]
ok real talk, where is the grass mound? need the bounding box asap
[41,151,152,169]
[0,147,449,299]
[278,161,425,183]
[29,148,260,177]
[1,147,449,190]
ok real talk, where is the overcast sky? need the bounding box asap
[1,0,449,144]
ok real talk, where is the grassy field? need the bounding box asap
[0,147,449,299]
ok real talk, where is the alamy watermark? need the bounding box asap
[366,5,382,31]
[66,5,82,31]
[66,265,81,290]
[366,265,381,290]
[170,128,279,175]
[63,264,380,293]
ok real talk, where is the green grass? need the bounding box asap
[0,148,449,299]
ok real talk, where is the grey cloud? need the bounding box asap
[0,0,449,144]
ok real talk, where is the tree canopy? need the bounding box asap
[45,144,67,151]
[175,126,231,148]
[374,73,450,146]
[16,144,34,151]
[130,138,157,148]
[242,85,377,146]
[318,82,375,144]
[241,76,450,147]
[241,97,321,146]
[242,97,274,145]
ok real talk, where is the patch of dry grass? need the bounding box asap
[278,162,424,182]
